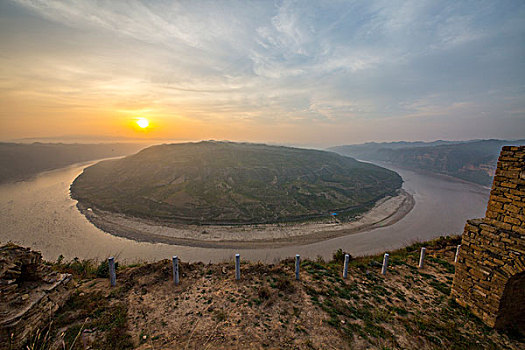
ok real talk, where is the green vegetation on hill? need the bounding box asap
[0,143,145,184]
[70,141,402,224]
[330,139,525,186]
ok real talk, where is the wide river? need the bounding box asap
[0,161,490,263]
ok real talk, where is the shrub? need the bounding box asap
[332,249,353,264]
[96,260,118,278]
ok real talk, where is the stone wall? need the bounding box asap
[452,146,525,330]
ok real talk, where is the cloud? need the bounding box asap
[1,0,524,144]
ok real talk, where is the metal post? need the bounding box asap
[381,253,389,275]
[418,247,426,269]
[295,254,300,280]
[343,254,350,279]
[172,256,179,285]
[108,257,116,287]
[235,254,240,280]
[454,245,461,263]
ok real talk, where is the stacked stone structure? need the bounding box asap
[452,146,525,330]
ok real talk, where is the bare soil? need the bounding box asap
[78,189,415,248]
[41,236,524,349]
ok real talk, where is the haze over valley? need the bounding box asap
[331,139,525,186]
[0,0,524,348]
[0,142,144,184]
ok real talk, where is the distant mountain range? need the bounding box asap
[0,143,146,184]
[329,139,525,186]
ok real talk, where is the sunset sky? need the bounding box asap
[1,0,524,147]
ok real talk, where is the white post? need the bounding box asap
[381,253,389,275]
[172,256,179,285]
[418,247,426,269]
[295,254,300,280]
[454,245,461,263]
[235,254,240,280]
[343,254,350,279]
[108,257,116,287]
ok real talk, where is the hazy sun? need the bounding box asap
[136,118,149,129]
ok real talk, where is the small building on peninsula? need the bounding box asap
[452,146,524,331]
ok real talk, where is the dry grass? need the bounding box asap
[37,236,524,349]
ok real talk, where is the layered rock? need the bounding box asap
[0,244,72,349]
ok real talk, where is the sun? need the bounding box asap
[136,118,149,129]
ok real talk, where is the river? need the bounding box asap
[0,161,490,263]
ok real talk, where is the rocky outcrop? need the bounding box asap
[452,146,525,331]
[0,243,72,349]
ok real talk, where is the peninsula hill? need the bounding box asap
[70,142,402,224]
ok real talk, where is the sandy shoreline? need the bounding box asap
[77,189,415,249]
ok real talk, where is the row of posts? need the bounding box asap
[107,245,461,286]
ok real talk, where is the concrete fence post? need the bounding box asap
[235,254,240,280]
[108,257,116,287]
[343,254,350,279]
[172,256,179,285]
[295,254,300,280]
[419,247,426,269]
[454,245,461,263]
[381,253,389,275]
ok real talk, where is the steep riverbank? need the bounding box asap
[77,189,414,248]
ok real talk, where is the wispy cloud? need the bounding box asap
[1,0,524,144]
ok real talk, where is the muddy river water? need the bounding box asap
[0,161,490,263]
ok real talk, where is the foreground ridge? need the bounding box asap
[1,237,523,349]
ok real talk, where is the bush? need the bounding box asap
[332,249,353,264]
[64,258,96,279]
[96,260,109,278]
[96,260,118,278]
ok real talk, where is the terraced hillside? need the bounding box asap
[70,141,402,224]
[330,139,525,186]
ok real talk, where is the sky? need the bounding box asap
[0,0,524,147]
